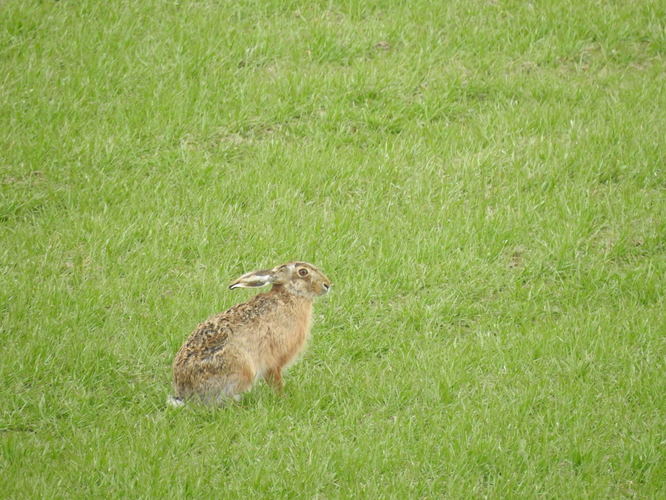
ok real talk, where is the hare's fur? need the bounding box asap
[171,261,331,405]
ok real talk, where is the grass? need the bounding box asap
[1,0,665,497]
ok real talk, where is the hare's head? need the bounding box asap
[229,261,331,299]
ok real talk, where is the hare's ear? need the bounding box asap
[228,269,274,290]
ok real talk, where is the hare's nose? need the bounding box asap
[323,283,330,291]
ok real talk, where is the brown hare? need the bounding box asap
[169,261,331,406]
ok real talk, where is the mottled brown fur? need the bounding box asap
[171,262,331,405]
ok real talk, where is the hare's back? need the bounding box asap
[175,314,232,362]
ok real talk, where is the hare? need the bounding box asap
[169,261,331,406]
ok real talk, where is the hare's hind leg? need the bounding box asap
[201,367,255,405]
[228,365,256,400]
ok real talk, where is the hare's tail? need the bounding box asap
[167,395,185,408]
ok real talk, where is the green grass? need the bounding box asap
[1,0,665,497]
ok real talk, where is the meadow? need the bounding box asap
[1,0,664,497]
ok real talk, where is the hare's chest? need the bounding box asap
[273,308,313,367]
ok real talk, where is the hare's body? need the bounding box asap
[171,262,330,405]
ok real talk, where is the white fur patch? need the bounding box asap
[167,395,185,408]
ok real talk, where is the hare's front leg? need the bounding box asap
[264,367,284,394]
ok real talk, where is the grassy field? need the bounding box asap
[1,0,665,497]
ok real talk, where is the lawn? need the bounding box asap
[1,0,664,497]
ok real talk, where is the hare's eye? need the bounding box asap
[298,268,308,277]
